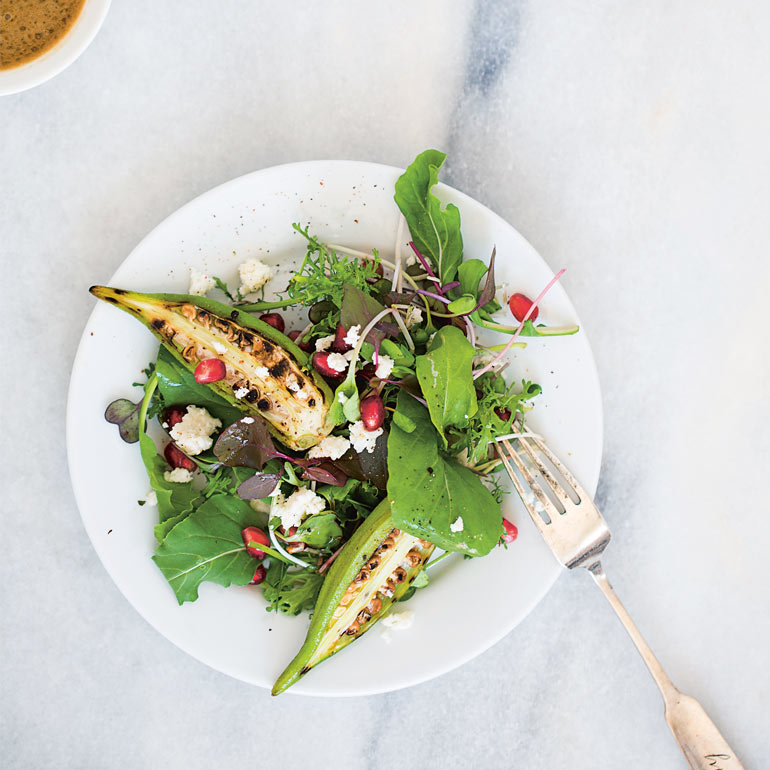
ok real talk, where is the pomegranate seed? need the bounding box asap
[501,518,518,544]
[285,526,298,537]
[360,394,385,431]
[259,312,285,333]
[288,330,312,352]
[161,406,187,429]
[250,565,267,585]
[332,323,351,353]
[164,442,196,472]
[494,407,512,422]
[509,293,538,323]
[241,526,270,559]
[313,352,344,379]
[194,358,226,384]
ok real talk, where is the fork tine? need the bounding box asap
[525,432,590,503]
[497,440,560,524]
[514,436,573,511]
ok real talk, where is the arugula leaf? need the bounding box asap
[152,493,259,604]
[263,563,325,616]
[457,259,488,298]
[327,373,360,426]
[212,276,237,302]
[387,391,500,556]
[415,325,477,443]
[155,346,243,425]
[394,149,463,284]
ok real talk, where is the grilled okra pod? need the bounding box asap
[272,499,435,695]
[90,286,333,450]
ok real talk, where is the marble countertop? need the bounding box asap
[2,1,768,767]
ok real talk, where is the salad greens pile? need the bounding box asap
[101,149,577,623]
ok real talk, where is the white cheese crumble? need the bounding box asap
[404,305,423,328]
[337,392,348,404]
[254,366,269,380]
[213,341,227,355]
[343,324,361,347]
[381,610,414,630]
[307,435,351,461]
[163,468,193,484]
[241,416,255,424]
[349,420,383,453]
[450,516,464,532]
[286,373,300,392]
[405,252,417,267]
[169,406,222,456]
[142,490,158,506]
[315,335,335,352]
[188,267,215,296]
[326,352,348,373]
[374,354,394,380]
[272,487,326,530]
[234,386,250,399]
[238,258,273,295]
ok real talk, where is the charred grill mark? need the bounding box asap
[257,398,271,411]
[307,398,316,407]
[241,331,254,345]
[104,296,119,304]
[151,319,165,330]
[181,344,196,362]
[113,288,127,295]
[245,389,259,403]
[300,666,310,675]
[393,567,407,584]
[269,359,289,378]
[230,310,239,321]
[262,341,274,355]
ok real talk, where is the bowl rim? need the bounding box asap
[0,0,112,96]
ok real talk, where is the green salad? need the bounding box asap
[95,149,577,694]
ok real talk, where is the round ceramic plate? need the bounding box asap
[67,160,603,696]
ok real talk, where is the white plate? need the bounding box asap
[67,160,603,696]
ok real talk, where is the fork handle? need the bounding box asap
[588,563,745,770]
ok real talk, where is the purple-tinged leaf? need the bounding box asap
[301,463,348,486]
[237,473,280,500]
[476,247,497,309]
[105,398,141,444]
[341,285,389,346]
[214,416,276,470]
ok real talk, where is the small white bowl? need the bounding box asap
[0,0,111,96]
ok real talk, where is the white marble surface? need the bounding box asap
[2,1,769,767]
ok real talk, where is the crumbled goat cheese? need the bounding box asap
[450,516,464,533]
[381,610,414,630]
[326,352,348,373]
[254,366,269,380]
[164,468,193,484]
[343,324,361,347]
[272,487,326,530]
[295,388,310,402]
[349,420,383,453]
[374,355,394,380]
[405,253,417,267]
[169,406,222,456]
[241,416,255,424]
[404,305,423,328]
[337,392,348,404]
[315,335,335,352]
[143,490,158,506]
[213,341,227,355]
[286,374,300,392]
[307,436,351,461]
[234,386,250,399]
[238,258,273,295]
[188,268,215,296]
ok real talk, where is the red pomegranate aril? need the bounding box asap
[250,565,267,585]
[509,292,538,323]
[288,330,312,352]
[313,352,344,379]
[161,406,187,429]
[502,518,518,544]
[494,407,512,422]
[164,442,196,472]
[360,394,385,431]
[332,323,351,353]
[194,358,226,384]
[259,312,285,333]
[241,526,270,559]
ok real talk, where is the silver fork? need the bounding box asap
[496,431,746,770]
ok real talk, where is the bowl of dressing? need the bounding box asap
[0,0,111,96]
